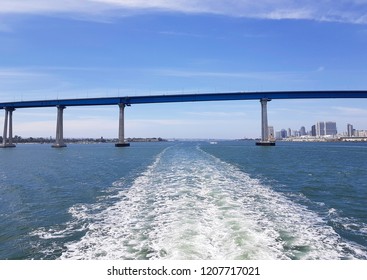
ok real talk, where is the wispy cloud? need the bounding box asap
[0,68,44,78]
[0,1,366,24]
[185,111,247,118]
[0,68,50,89]
[158,31,206,38]
[0,22,13,32]
[332,106,367,116]
[150,68,309,81]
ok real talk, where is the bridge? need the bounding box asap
[1,90,367,148]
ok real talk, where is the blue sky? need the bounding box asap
[1,0,367,139]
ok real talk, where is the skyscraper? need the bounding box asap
[311,125,316,136]
[300,126,306,136]
[281,129,287,138]
[316,121,337,136]
[325,122,337,135]
[347,124,354,137]
[316,122,325,136]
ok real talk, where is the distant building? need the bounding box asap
[268,126,275,140]
[347,124,354,137]
[275,129,287,140]
[316,122,325,136]
[325,121,337,136]
[275,131,282,140]
[316,121,337,136]
[281,129,287,139]
[311,125,316,136]
[355,130,367,137]
[300,126,306,136]
[288,128,292,138]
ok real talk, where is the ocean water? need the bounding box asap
[0,141,366,260]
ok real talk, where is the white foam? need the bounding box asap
[33,144,367,260]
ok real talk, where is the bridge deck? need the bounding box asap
[1,90,367,109]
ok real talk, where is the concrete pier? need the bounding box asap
[52,106,67,148]
[0,108,16,148]
[115,103,130,147]
[256,98,275,146]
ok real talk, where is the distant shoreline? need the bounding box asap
[3,136,367,145]
[0,136,168,144]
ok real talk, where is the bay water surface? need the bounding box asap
[0,141,366,259]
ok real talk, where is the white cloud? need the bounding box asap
[0,0,366,24]
[0,1,78,14]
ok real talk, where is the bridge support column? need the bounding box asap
[115,103,130,147]
[0,108,16,148]
[52,106,67,148]
[256,98,275,146]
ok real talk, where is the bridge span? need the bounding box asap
[1,90,367,147]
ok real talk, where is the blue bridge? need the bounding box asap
[1,90,367,147]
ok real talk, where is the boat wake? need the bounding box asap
[32,144,367,259]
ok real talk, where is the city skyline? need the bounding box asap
[1,1,367,139]
[274,120,367,139]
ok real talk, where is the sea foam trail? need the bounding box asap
[49,144,366,259]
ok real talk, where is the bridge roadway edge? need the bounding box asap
[1,90,367,109]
